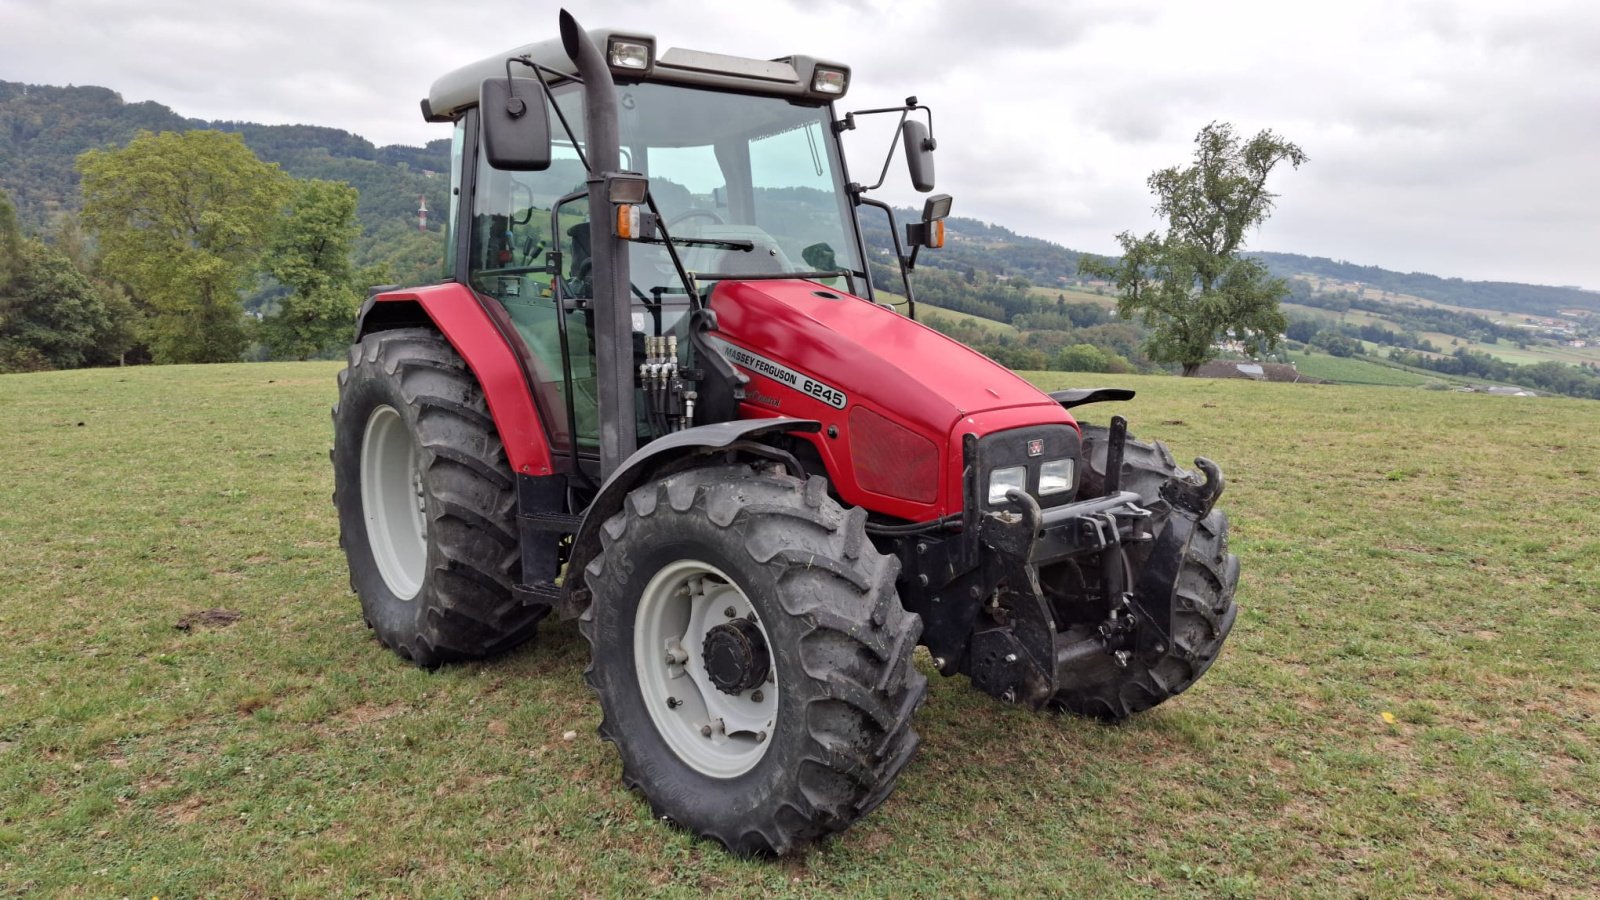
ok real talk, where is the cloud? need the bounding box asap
[2,0,1597,286]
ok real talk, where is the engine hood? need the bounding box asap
[708,279,1068,438]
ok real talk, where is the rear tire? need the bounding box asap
[580,465,926,855]
[332,327,547,666]
[1051,425,1241,720]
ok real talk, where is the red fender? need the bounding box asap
[360,283,555,477]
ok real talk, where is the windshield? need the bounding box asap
[616,82,863,287]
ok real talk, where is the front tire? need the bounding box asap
[580,465,926,855]
[332,328,547,666]
[1051,425,1241,720]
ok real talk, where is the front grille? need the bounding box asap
[974,424,1082,510]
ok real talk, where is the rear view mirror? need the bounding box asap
[479,77,552,171]
[902,119,935,192]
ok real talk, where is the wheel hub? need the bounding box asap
[632,560,779,778]
[702,619,770,695]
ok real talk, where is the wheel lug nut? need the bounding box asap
[666,697,679,709]
[723,606,735,618]
[750,690,764,703]
[700,724,713,737]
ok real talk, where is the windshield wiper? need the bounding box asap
[634,235,754,252]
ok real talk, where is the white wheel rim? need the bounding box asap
[634,560,778,778]
[360,405,427,600]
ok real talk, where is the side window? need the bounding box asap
[443,119,466,279]
[469,138,598,453]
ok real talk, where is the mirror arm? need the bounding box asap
[857,195,918,320]
[508,57,590,173]
[839,100,934,193]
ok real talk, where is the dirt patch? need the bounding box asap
[318,701,410,736]
[174,609,243,630]
[163,794,207,825]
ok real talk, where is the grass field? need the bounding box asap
[1028,285,1120,307]
[913,302,1020,335]
[2,364,1597,896]
[1283,351,1441,387]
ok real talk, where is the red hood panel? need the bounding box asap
[709,280,1064,436]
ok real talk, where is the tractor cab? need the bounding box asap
[418,23,945,477]
[456,78,867,455]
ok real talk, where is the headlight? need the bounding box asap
[988,466,1027,504]
[608,38,653,71]
[1038,458,1075,496]
[811,66,848,95]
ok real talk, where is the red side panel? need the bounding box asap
[368,284,555,477]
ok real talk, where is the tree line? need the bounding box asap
[1387,347,1600,400]
[1,130,404,371]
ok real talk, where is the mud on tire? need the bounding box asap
[1052,424,1241,720]
[332,327,548,666]
[580,464,926,855]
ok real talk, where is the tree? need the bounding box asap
[0,239,120,371]
[0,189,21,285]
[1057,343,1110,372]
[1081,122,1306,375]
[78,130,289,363]
[261,179,367,359]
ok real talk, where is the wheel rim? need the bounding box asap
[360,405,427,600]
[634,559,778,778]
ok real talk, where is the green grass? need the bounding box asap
[1283,351,1440,387]
[1028,285,1119,308]
[916,303,1019,335]
[874,291,1020,335]
[2,363,1598,895]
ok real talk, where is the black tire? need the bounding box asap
[332,327,547,666]
[1051,424,1241,720]
[580,464,926,855]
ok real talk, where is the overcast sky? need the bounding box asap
[4,0,1598,288]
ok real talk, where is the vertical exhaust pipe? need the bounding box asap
[561,10,635,478]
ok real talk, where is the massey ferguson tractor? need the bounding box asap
[333,10,1240,854]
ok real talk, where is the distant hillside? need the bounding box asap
[5,79,1595,321]
[1250,251,1600,317]
[0,81,450,236]
[860,209,1084,287]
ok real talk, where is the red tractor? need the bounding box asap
[333,11,1239,854]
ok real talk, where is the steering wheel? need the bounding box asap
[667,209,727,228]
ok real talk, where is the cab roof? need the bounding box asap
[424,26,850,122]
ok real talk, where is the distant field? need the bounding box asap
[1,363,1596,895]
[908,300,1019,335]
[1419,331,1600,368]
[1283,351,1439,386]
[1029,284,1118,308]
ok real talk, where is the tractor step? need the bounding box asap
[513,581,564,607]
[518,510,582,533]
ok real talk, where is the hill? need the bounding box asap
[10,78,1591,323]
[1252,251,1600,317]
[0,81,450,237]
